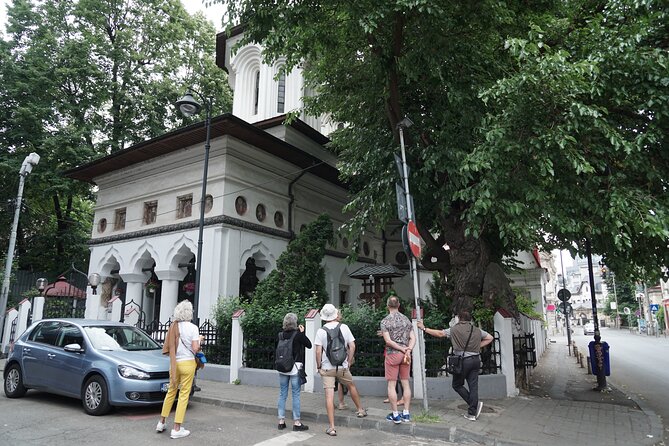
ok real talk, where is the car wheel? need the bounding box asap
[82,375,111,416]
[4,363,27,398]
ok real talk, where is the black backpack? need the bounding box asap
[275,331,298,373]
[324,323,347,367]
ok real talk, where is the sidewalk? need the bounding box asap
[192,338,663,446]
[0,337,663,445]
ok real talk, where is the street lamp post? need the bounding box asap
[0,153,40,338]
[176,89,212,323]
[396,117,428,412]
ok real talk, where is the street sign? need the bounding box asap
[406,220,422,259]
[560,301,572,315]
[394,154,410,180]
[395,183,408,223]
[557,288,571,302]
[650,304,660,314]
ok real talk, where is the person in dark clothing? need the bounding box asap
[276,312,312,431]
[418,309,493,421]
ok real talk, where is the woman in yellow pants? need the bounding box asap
[157,300,201,439]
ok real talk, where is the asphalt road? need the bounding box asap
[0,391,455,446]
[572,326,669,442]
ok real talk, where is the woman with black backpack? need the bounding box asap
[276,312,312,431]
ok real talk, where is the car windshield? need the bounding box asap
[84,326,161,351]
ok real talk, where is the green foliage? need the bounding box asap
[428,272,451,317]
[216,0,669,312]
[657,308,665,332]
[472,296,496,332]
[514,291,543,322]
[0,0,232,276]
[252,214,334,307]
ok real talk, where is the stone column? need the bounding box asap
[494,310,519,397]
[119,272,150,324]
[155,269,188,323]
[1,308,19,354]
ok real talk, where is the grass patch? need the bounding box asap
[412,410,441,423]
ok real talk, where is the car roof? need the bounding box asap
[31,318,135,328]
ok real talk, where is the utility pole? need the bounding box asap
[0,153,41,342]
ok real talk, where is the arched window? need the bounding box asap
[253,70,260,115]
[277,72,286,113]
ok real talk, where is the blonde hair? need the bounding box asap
[173,300,194,322]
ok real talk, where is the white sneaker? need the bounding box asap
[156,421,166,433]
[476,401,483,419]
[170,428,190,439]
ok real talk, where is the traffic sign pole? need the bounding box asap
[397,118,428,412]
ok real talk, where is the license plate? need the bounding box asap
[161,382,169,392]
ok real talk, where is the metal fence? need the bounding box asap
[137,318,232,366]
[424,330,502,377]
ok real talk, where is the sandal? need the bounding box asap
[356,409,368,418]
[337,403,348,410]
[326,427,337,436]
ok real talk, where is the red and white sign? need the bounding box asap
[407,220,422,259]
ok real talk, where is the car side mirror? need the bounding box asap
[64,343,84,353]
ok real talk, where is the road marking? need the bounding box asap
[253,432,314,445]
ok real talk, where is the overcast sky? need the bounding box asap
[0,1,226,35]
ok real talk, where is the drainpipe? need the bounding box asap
[382,229,388,263]
[288,170,308,239]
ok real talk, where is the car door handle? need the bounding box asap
[23,348,31,353]
[47,353,56,359]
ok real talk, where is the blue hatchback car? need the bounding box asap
[3,319,170,415]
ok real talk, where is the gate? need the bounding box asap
[38,265,89,320]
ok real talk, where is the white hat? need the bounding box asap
[320,303,338,322]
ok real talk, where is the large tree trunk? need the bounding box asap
[418,214,517,316]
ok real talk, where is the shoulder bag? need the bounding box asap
[446,325,474,375]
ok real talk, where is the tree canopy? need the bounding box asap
[0,0,232,275]
[217,0,668,313]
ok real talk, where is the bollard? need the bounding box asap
[587,356,592,374]
[574,346,578,362]
[579,353,584,368]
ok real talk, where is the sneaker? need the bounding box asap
[402,413,411,423]
[476,401,483,419]
[293,424,309,431]
[463,413,476,421]
[170,428,191,439]
[386,413,402,424]
[156,421,166,433]
[193,385,201,392]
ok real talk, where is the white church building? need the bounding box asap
[66,26,436,324]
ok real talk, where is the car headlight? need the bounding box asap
[118,365,151,380]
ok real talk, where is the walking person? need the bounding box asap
[417,309,493,421]
[276,312,312,431]
[380,296,416,423]
[157,300,202,439]
[314,303,367,437]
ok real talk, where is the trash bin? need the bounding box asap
[588,341,610,376]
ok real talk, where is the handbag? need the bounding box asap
[298,366,307,385]
[446,325,474,375]
[181,337,206,370]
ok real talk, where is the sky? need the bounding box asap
[0,0,227,35]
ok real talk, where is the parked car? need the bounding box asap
[3,319,170,415]
[583,322,595,335]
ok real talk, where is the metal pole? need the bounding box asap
[559,251,572,352]
[585,239,606,390]
[0,174,27,339]
[612,273,619,329]
[397,123,428,412]
[643,282,652,336]
[193,99,212,325]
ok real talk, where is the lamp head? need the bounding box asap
[20,152,40,176]
[88,273,101,295]
[176,91,202,117]
[36,278,48,294]
[397,117,413,129]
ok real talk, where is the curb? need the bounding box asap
[191,394,526,445]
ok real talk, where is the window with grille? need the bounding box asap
[114,208,126,230]
[253,70,260,115]
[277,72,285,113]
[177,194,192,219]
[143,201,157,225]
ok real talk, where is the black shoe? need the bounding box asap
[193,385,201,392]
[278,422,286,430]
[293,424,308,431]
